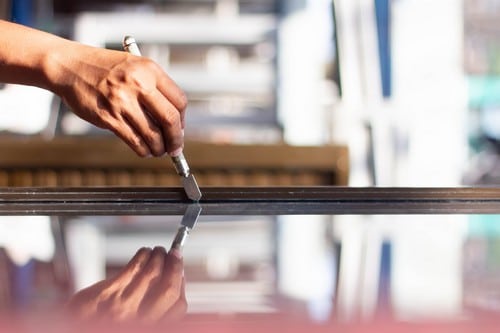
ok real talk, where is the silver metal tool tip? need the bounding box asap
[122,36,136,48]
[170,204,202,251]
[181,203,202,229]
[182,174,202,201]
[170,226,190,252]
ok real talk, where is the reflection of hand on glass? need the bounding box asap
[66,246,186,323]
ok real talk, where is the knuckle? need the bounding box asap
[177,91,188,111]
[127,136,149,157]
[128,135,143,149]
[144,266,159,278]
[142,57,158,69]
[160,114,181,139]
[109,89,130,108]
[101,116,119,133]
[147,60,188,111]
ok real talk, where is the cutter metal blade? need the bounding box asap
[171,154,202,201]
[170,203,202,251]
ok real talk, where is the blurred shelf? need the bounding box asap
[168,65,274,95]
[70,10,279,142]
[74,12,277,46]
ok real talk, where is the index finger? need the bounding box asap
[155,72,188,127]
[139,89,184,155]
[137,250,185,321]
[161,249,184,287]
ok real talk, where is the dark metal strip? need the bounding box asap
[0,186,498,215]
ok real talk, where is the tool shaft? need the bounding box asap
[171,154,190,177]
[123,36,141,55]
[170,226,190,251]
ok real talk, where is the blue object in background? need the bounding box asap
[11,0,34,27]
[376,241,392,316]
[375,0,392,98]
[9,259,35,310]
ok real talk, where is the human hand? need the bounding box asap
[0,20,186,157]
[66,246,186,323]
[49,44,187,157]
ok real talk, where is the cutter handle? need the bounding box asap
[170,226,190,251]
[123,36,141,56]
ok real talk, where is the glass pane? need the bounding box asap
[0,186,498,331]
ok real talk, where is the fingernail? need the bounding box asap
[169,147,183,157]
[169,248,183,259]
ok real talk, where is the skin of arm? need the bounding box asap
[0,19,187,157]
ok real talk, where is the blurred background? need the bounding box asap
[0,0,499,327]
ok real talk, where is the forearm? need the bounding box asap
[0,20,64,90]
[0,19,121,96]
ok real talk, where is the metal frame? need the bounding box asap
[0,186,498,215]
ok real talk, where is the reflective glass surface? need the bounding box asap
[0,187,499,332]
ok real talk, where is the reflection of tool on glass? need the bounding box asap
[122,36,202,202]
[171,204,202,251]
